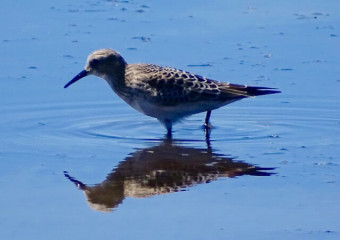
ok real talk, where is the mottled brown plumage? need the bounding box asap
[64,49,280,134]
[64,138,274,212]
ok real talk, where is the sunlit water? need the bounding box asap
[1,0,340,239]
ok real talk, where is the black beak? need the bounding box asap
[64,70,88,88]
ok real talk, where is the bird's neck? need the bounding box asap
[101,68,127,93]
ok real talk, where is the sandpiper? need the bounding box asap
[64,49,280,135]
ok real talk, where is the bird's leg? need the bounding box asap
[203,110,212,139]
[166,129,172,138]
[165,119,172,138]
[204,110,212,129]
[204,128,211,147]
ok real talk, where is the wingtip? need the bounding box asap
[261,89,281,95]
[244,86,281,96]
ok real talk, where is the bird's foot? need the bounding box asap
[166,130,172,139]
[203,122,213,129]
[202,122,212,141]
[204,127,211,147]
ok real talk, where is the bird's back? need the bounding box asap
[125,64,278,101]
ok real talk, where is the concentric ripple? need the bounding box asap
[1,99,339,150]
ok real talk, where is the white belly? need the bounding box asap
[125,98,234,122]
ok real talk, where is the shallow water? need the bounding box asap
[1,0,340,239]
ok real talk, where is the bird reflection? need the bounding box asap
[64,138,274,212]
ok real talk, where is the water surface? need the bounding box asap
[0,0,339,239]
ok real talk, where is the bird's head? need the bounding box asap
[64,49,127,88]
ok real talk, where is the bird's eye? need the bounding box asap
[91,59,99,66]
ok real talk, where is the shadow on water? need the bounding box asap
[64,137,275,212]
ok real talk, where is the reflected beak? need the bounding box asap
[64,70,88,88]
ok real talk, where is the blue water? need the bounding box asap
[1,1,339,239]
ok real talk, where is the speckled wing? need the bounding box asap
[129,64,279,106]
[128,64,235,106]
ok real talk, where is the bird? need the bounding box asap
[64,49,280,135]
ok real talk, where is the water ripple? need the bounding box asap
[1,100,339,148]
